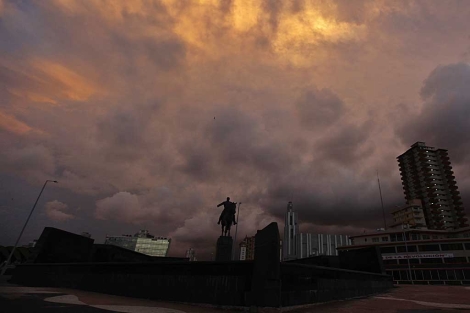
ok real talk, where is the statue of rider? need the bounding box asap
[217,197,237,225]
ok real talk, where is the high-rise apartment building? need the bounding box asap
[283,201,299,261]
[105,230,171,257]
[397,142,468,230]
[239,236,255,260]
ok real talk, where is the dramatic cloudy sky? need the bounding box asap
[1,0,470,260]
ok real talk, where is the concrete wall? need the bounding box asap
[281,263,392,306]
[29,227,94,263]
[11,223,392,308]
[90,244,188,263]
[286,255,342,268]
[11,261,254,306]
[338,246,385,274]
[287,246,385,274]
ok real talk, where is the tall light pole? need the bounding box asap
[1,180,58,275]
[377,171,387,230]
[232,202,242,260]
[402,223,413,284]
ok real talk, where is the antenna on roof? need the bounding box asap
[377,170,387,230]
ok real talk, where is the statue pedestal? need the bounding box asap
[215,236,233,261]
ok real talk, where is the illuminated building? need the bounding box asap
[105,230,171,257]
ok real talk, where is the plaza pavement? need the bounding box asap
[1,275,469,313]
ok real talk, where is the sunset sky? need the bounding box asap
[1,0,470,259]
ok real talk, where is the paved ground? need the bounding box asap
[1,276,470,313]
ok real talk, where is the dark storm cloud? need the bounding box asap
[94,99,163,160]
[2,1,470,259]
[397,63,470,163]
[262,0,283,31]
[0,135,56,183]
[296,88,346,131]
[98,111,147,147]
[205,107,300,174]
[316,121,375,165]
[332,0,370,24]
[178,142,215,182]
[109,33,186,72]
[44,200,76,222]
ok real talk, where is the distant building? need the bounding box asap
[134,230,153,238]
[21,240,37,248]
[239,236,255,260]
[397,142,468,230]
[105,230,171,257]
[296,233,350,258]
[390,199,427,229]
[282,201,350,260]
[283,201,299,261]
[185,248,197,261]
[80,232,92,238]
[239,241,247,260]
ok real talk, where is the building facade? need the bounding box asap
[296,233,350,258]
[185,248,197,261]
[283,201,299,261]
[282,201,350,260]
[390,199,427,229]
[239,236,255,260]
[105,230,171,257]
[397,142,468,229]
[239,242,247,260]
[339,227,470,285]
[80,232,92,238]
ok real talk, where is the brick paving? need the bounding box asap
[292,286,470,313]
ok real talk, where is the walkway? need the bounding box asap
[1,276,469,312]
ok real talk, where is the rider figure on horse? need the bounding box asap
[217,197,237,225]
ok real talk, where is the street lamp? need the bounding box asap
[232,202,242,260]
[402,223,414,284]
[1,180,58,275]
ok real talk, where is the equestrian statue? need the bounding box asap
[217,197,237,236]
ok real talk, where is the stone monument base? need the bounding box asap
[215,236,233,261]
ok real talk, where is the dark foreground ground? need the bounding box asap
[1,276,469,313]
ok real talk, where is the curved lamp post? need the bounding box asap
[1,180,58,275]
[232,202,242,260]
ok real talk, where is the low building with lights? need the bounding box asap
[105,230,171,257]
[338,227,470,285]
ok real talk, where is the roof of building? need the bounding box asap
[337,237,470,250]
[348,226,470,239]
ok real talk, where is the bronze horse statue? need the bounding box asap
[218,201,236,236]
